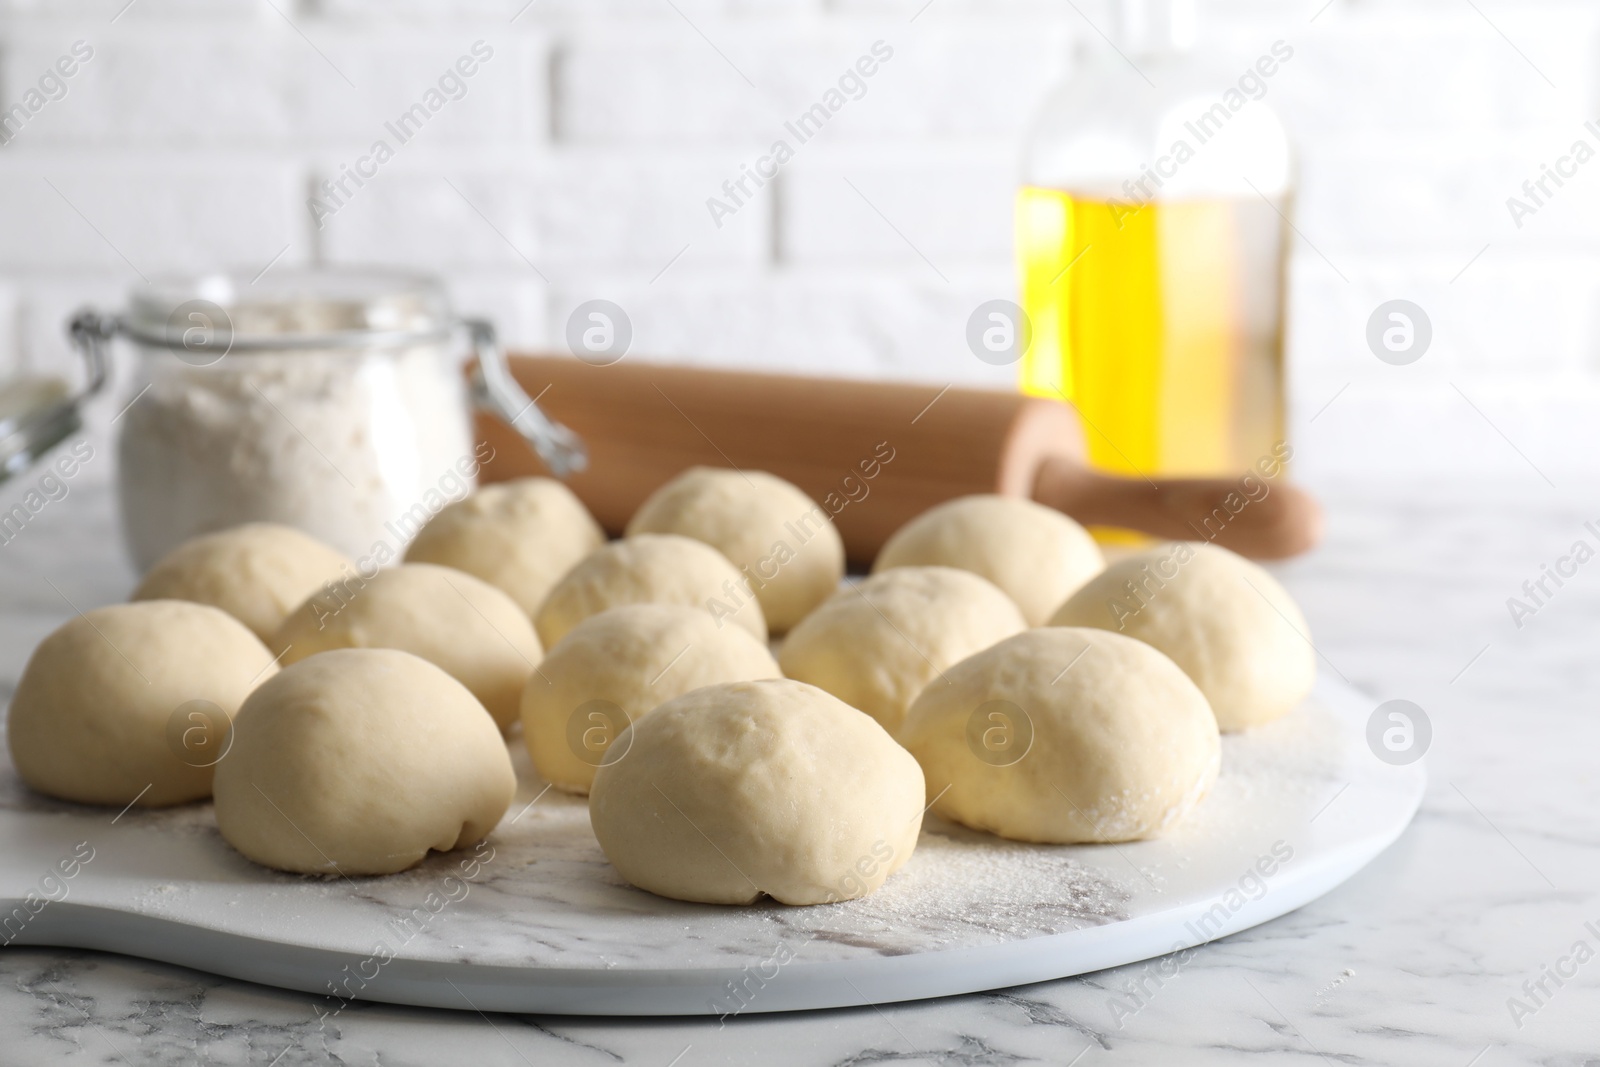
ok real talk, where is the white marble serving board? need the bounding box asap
[0,674,1422,1017]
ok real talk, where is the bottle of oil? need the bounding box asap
[1017,0,1292,480]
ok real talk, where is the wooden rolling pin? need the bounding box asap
[475,355,1322,567]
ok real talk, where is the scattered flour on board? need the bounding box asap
[800,823,1131,945]
[0,699,1353,966]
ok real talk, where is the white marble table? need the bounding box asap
[0,477,1595,1066]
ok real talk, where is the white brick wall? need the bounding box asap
[0,0,1597,485]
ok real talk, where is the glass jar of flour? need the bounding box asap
[69,269,585,570]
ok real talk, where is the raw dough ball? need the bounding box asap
[899,628,1219,844]
[7,601,278,808]
[535,534,767,648]
[1049,541,1314,731]
[272,563,541,733]
[590,679,924,905]
[778,567,1026,734]
[626,467,845,633]
[522,604,781,794]
[213,649,515,875]
[405,478,605,618]
[131,523,354,644]
[873,495,1104,625]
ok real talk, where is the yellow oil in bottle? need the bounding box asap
[1016,186,1286,480]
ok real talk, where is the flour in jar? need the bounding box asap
[118,344,473,570]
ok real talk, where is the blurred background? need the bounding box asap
[0,0,1594,487]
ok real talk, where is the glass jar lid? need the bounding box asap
[48,266,587,486]
[125,267,455,352]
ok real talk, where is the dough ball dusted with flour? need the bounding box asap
[590,679,924,905]
[1049,541,1313,731]
[213,649,515,875]
[522,604,781,794]
[535,534,767,648]
[131,523,354,643]
[272,563,541,733]
[778,567,1026,733]
[7,601,278,808]
[873,495,1104,625]
[626,467,845,633]
[899,628,1219,844]
[405,478,605,618]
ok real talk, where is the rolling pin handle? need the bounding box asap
[1032,454,1323,560]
